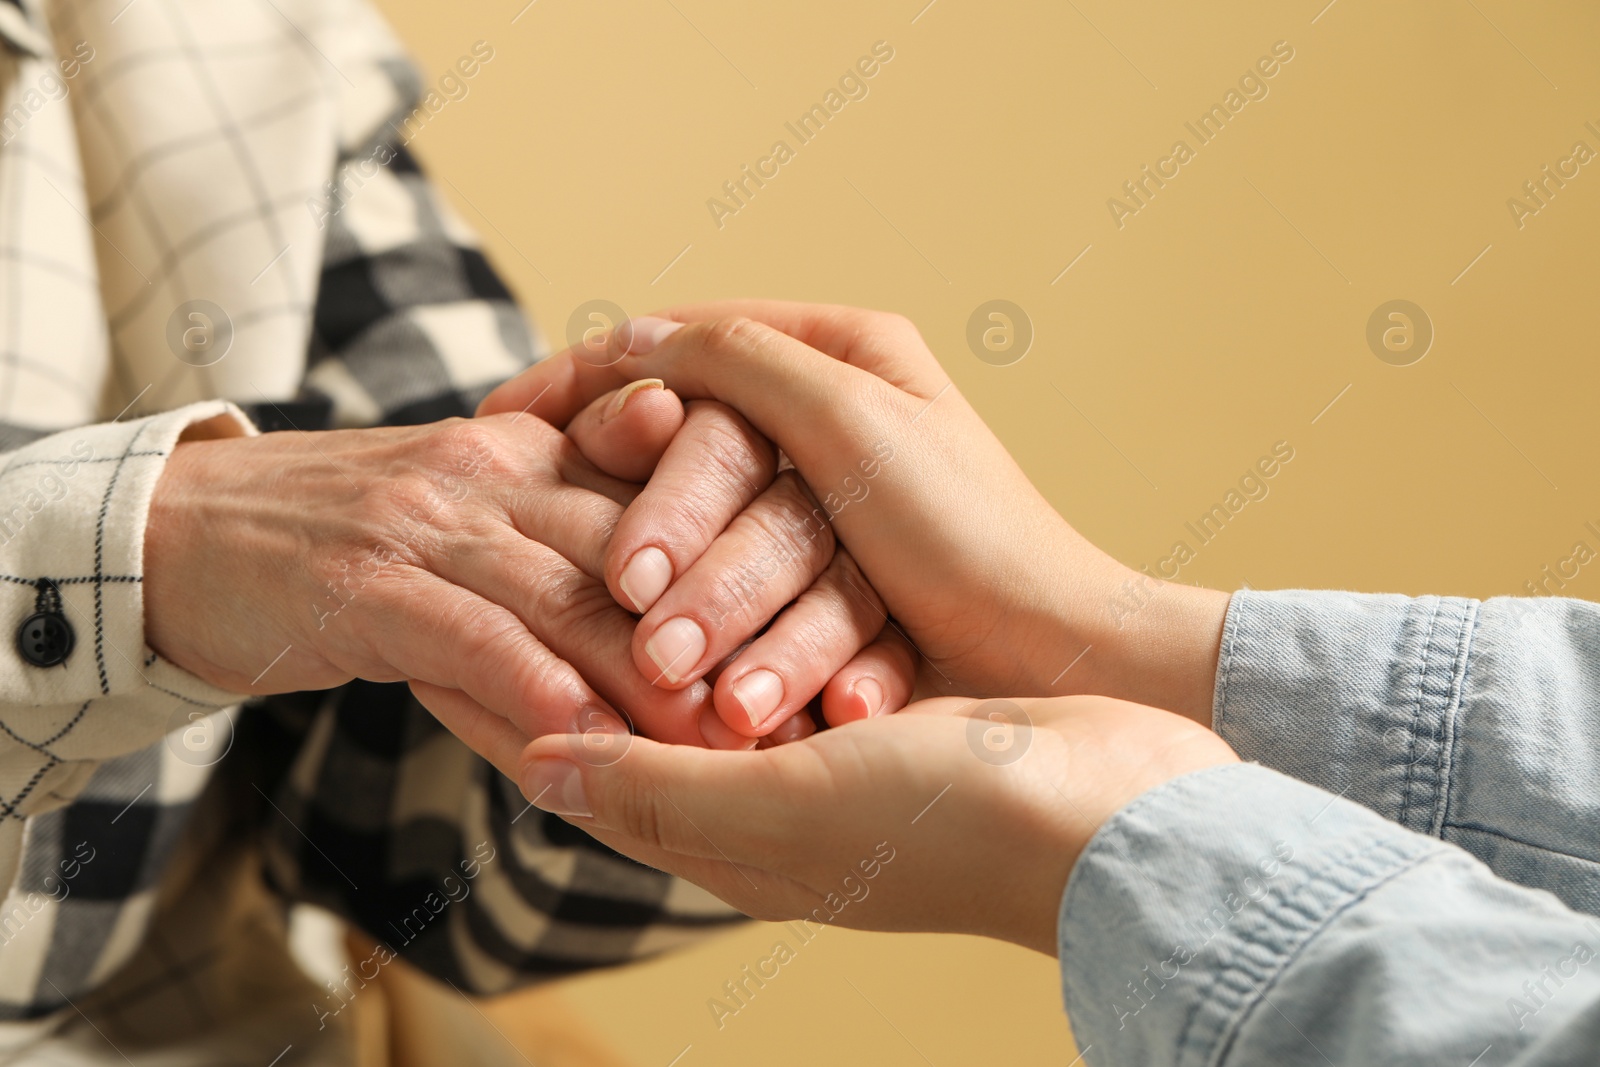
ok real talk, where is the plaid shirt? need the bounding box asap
[0,0,737,1051]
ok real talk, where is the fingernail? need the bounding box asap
[570,708,632,766]
[572,705,629,737]
[644,616,706,685]
[603,378,664,423]
[699,707,760,750]
[853,677,885,718]
[769,712,817,745]
[522,759,591,817]
[619,316,685,356]
[618,546,673,613]
[730,669,784,730]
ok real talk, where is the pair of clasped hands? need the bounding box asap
[150,301,1236,954]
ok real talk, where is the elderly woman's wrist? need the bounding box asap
[143,432,294,691]
[144,438,226,680]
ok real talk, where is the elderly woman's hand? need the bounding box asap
[142,403,720,745]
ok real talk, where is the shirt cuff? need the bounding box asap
[1058,762,1440,1067]
[1211,589,1477,837]
[0,401,255,710]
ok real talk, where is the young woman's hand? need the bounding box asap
[480,302,1231,727]
[518,694,1238,954]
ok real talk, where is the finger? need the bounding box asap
[634,471,833,690]
[607,399,778,614]
[762,708,817,746]
[658,300,947,396]
[438,529,712,746]
[410,680,529,782]
[820,624,918,727]
[498,479,625,580]
[583,316,919,494]
[476,346,633,426]
[456,411,638,525]
[476,302,946,427]
[562,379,685,483]
[698,706,760,751]
[520,734,779,859]
[711,549,885,737]
[413,681,636,783]
[366,570,619,742]
[474,316,686,426]
[515,745,776,912]
[485,411,641,507]
[518,713,965,919]
[462,416,637,577]
[564,821,771,918]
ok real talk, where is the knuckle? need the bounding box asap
[428,418,503,477]
[610,778,672,849]
[520,416,570,462]
[686,399,762,455]
[701,489,833,628]
[526,561,614,634]
[696,316,770,360]
[829,551,883,620]
[440,594,522,663]
[369,476,448,563]
[431,608,544,712]
[768,621,836,673]
[379,472,439,522]
[638,498,723,561]
[686,405,773,497]
[440,600,584,730]
[750,473,834,562]
[514,675,588,734]
[621,405,775,558]
[879,311,921,341]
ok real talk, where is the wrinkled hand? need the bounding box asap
[519,694,1238,954]
[145,396,713,745]
[150,377,918,769]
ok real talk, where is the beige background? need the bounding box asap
[375,1,1600,1062]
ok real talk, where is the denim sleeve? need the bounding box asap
[1060,763,1600,1067]
[1212,590,1600,915]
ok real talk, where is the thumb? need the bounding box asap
[657,300,948,396]
[602,315,923,486]
[561,380,685,483]
[519,733,771,863]
[476,343,636,425]
[479,303,949,430]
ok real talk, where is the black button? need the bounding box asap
[17,611,73,667]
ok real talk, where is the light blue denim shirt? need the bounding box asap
[1059,591,1600,1065]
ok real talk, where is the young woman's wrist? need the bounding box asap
[1036,562,1231,728]
[1106,581,1231,727]
[997,777,1081,956]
